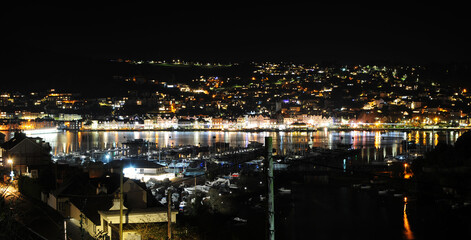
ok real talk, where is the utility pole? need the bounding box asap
[64,219,67,240]
[167,190,172,240]
[119,164,124,240]
[265,137,275,240]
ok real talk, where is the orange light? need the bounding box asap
[403,196,414,239]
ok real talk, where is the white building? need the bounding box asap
[43,174,177,240]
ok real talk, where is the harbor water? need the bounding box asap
[4,129,464,162]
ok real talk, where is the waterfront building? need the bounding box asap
[109,159,171,182]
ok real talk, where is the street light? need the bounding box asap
[7,158,14,181]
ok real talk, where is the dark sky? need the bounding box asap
[3,3,470,64]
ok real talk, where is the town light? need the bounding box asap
[123,167,136,179]
[8,158,14,181]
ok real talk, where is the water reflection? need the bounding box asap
[403,197,414,240]
[1,130,464,162]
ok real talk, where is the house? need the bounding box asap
[122,139,149,157]
[44,173,175,239]
[44,174,93,217]
[211,117,223,129]
[1,131,52,178]
[108,159,172,182]
[87,162,106,178]
[246,115,270,128]
[143,119,154,129]
[97,179,177,240]
[178,118,194,129]
[0,132,5,144]
[236,116,246,128]
[155,116,178,129]
[98,202,177,240]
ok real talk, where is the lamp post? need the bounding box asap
[7,158,13,181]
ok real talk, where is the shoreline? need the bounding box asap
[4,127,470,134]
[72,127,471,132]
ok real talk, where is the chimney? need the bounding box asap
[109,195,127,211]
[96,183,108,195]
[14,131,27,140]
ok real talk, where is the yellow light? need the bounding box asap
[7,159,13,164]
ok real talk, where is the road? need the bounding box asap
[1,182,64,239]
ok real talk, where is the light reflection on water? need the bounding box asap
[1,130,464,162]
[403,197,414,240]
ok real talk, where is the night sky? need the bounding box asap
[3,3,469,64]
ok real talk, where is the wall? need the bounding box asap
[69,202,100,237]
[101,211,177,225]
[123,180,147,209]
[47,193,57,210]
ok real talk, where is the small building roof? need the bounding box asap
[70,195,114,225]
[108,159,166,169]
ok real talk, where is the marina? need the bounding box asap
[1,129,463,183]
[2,129,469,239]
[6,129,463,162]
